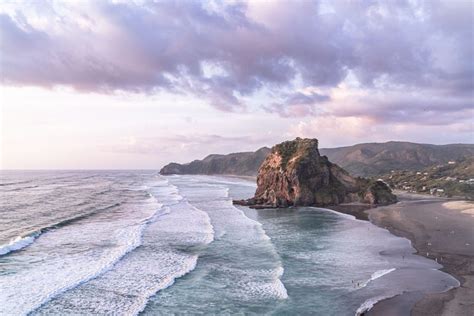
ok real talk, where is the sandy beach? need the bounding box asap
[362,193,474,315]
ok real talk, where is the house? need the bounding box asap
[430,188,444,195]
[448,161,456,165]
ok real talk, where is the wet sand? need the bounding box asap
[363,193,474,315]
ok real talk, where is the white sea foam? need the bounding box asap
[32,180,215,315]
[0,203,121,257]
[358,268,397,288]
[0,196,163,316]
[312,207,358,220]
[355,293,400,316]
[0,234,37,256]
[371,268,397,281]
[165,177,289,303]
[264,266,288,299]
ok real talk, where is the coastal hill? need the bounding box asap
[160,147,271,176]
[234,138,397,208]
[382,156,474,200]
[160,141,474,178]
[320,142,474,177]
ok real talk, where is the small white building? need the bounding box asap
[448,161,456,165]
[430,188,444,195]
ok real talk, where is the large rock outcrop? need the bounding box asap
[234,138,397,208]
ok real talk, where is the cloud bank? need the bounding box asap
[1,0,472,126]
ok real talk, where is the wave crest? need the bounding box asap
[0,234,38,256]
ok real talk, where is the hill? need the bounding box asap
[320,142,474,177]
[381,157,474,200]
[159,147,271,176]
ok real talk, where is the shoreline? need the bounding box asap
[207,175,472,314]
[328,193,473,315]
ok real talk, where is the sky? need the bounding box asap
[0,0,473,169]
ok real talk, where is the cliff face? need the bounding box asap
[159,147,271,176]
[235,138,396,208]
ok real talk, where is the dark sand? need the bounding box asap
[352,193,474,316]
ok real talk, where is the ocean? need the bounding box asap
[0,171,458,315]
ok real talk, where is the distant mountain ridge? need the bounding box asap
[160,141,474,177]
[159,147,271,176]
[320,142,474,177]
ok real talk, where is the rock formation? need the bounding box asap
[234,138,397,208]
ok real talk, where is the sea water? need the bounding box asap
[0,171,458,315]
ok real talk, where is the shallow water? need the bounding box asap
[0,171,458,315]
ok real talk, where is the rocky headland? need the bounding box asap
[233,138,397,208]
[160,147,270,176]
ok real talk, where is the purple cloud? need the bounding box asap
[0,0,472,123]
[264,91,331,117]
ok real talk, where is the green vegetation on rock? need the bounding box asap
[237,138,397,208]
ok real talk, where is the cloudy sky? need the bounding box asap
[1,0,473,169]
